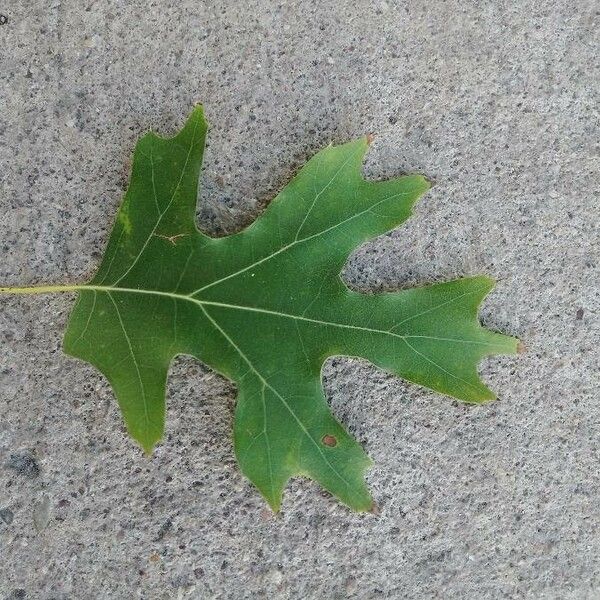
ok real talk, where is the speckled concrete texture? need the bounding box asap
[0,1,598,598]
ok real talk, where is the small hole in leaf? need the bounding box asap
[322,434,337,447]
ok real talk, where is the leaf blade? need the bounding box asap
[61,107,517,510]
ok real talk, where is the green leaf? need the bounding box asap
[7,106,518,511]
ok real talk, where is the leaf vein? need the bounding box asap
[112,116,201,286]
[107,292,153,438]
[198,303,352,492]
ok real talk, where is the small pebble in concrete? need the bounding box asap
[32,496,51,533]
[6,452,40,478]
[154,519,173,541]
[0,507,14,525]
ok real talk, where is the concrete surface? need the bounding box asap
[0,1,598,598]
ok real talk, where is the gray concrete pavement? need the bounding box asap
[0,1,598,598]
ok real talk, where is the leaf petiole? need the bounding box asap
[0,284,89,294]
[0,284,87,295]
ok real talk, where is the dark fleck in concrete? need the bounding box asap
[6,453,39,479]
[0,508,14,525]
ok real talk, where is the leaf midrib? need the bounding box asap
[61,282,498,398]
[69,283,498,350]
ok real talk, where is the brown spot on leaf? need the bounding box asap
[321,434,337,447]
